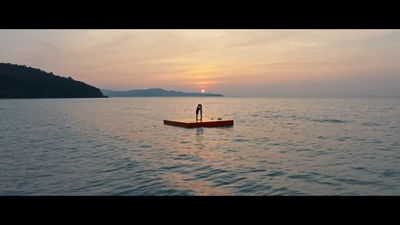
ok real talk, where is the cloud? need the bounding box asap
[1,30,400,96]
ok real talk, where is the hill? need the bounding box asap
[101,88,224,97]
[0,63,107,98]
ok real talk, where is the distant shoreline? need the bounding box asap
[1,96,399,100]
[0,63,107,98]
[0,97,107,100]
[101,88,224,97]
[0,96,224,99]
[105,96,224,98]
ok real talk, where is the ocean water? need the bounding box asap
[1,97,400,195]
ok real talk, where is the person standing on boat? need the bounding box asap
[196,104,202,121]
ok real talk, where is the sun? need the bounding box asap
[201,89,205,93]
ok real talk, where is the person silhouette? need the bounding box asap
[196,104,202,121]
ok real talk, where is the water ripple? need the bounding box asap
[1,97,400,195]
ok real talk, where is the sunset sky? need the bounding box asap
[1,29,400,97]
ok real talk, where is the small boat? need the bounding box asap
[164,118,234,128]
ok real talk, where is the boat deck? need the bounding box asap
[163,118,234,128]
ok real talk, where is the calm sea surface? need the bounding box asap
[1,97,400,195]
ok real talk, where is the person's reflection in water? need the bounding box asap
[195,128,204,150]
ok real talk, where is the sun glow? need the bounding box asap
[201,90,205,93]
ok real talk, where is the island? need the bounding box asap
[101,88,224,97]
[0,63,107,98]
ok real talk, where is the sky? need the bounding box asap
[1,29,400,97]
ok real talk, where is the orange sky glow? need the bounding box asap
[1,29,400,97]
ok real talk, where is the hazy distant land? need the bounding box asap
[101,88,224,97]
[0,63,106,98]
[0,63,224,99]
